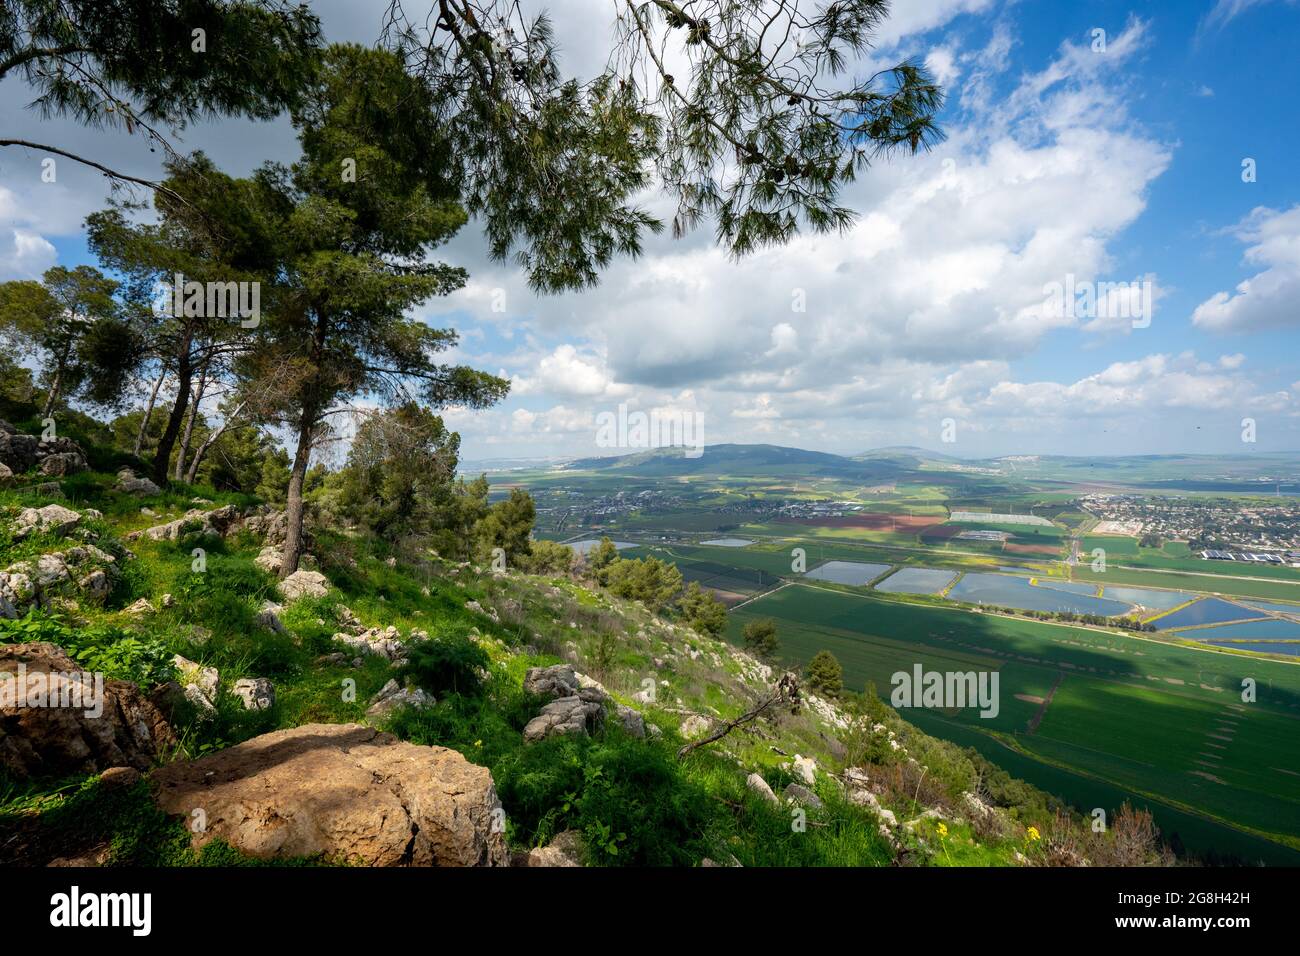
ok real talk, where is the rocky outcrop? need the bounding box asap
[172,654,219,718]
[115,468,161,495]
[255,601,287,635]
[0,642,175,778]
[151,723,509,866]
[12,504,83,539]
[520,664,655,742]
[334,625,409,662]
[0,543,119,617]
[0,422,87,478]
[366,679,435,718]
[125,504,242,542]
[524,691,607,742]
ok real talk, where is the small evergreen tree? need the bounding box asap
[678,581,728,637]
[806,650,844,697]
[742,618,780,662]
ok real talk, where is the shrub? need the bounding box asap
[397,633,490,698]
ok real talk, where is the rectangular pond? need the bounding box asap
[700,537,755,547]
[874,567,957,595]
[947,572,1132,616]
[804,560,892,586]
[1099,586,1192,611]
[1243,600,1300,618]
[1154,597,1261,630]
[1184,617,1300,640]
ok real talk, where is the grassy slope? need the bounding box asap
[727,583,1300,862]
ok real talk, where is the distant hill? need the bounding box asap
[852,445,962,467]
[557,442,1300,490]
[561,443,908,480]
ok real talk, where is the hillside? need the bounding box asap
[0,423,1178,868]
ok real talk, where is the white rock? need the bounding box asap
[12,504,81,539]
[232,677,276,711]
[278,569,329,602]
[792,754,817,786]
[746,772,778,804]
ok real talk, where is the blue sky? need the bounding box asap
[2,0,1298,461]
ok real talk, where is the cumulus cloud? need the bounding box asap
[1192,204,1300,333]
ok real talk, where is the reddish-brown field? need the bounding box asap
[780,513,940,532]
[1004,542,1060,556]
[919,524,963,540]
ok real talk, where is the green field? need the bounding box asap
[727,583,1300,861]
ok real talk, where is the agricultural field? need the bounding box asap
[727,584,1300,863]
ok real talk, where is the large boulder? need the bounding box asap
[522,691,607,742]
[0,643,175,778]
[38,451,86,477]
[278,569,329,602]
[0,424,39,473]
[523,664,583,699]
[151,723,509,866]
[115,468,161,495]
[11,504,82,540]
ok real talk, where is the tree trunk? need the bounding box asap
[133,368,167,457]
[40,364,64,419]
[175,362,208,481]
[150,339,193,487]
[278,408,316,579]
[184,400,245,485]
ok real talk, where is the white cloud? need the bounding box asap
[1192,204,1300,333]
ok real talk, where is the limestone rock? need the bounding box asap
[784,783,823,810]
[792,754,818,786]
[38,451,86,477]
[255,601,288,635]
[522,691,606,742]
[278,569,329,602]
[12,504,82,539]
[0,642,175,778]
[366,679,435,718]
[523,830,584,867]
[151,723,508,866]
[746,772,778,804]
[232,677,275,711]
[173,654,218,705]
[115,470,161,495]
[680,714,712,739]
[523,664,582,699]
[334,626,405,662]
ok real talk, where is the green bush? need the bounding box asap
[397,633,490,698]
